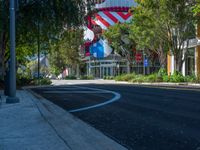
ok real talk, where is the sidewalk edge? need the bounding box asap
[24,87,127,150]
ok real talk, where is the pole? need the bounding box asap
[37,21,40,80]
[6,0,19,103]
[143,50,146,75]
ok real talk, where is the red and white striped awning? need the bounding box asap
[91,11,132,30]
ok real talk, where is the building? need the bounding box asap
[82,0,136,78]
[167,24,200,78]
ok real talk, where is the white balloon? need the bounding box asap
[101,39,113,57]
[84,27,95,41]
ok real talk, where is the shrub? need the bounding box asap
[158,68,168,77]
[162,75,170,82]
[145,74,158,82]
[131,75,144,83]
[17,74,33,86]
[114,74,124,81]
[65,76,77,80]
[27,78,52,85]
[114,71,200,84]
[80,75,94,80]
[115,73,136,81]
[39,78,52,85]
[169,71,185,83]
[17,77,33,86]
[103,76,114,80]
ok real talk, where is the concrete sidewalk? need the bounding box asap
[0,90,127,150]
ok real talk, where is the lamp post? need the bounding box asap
[37,20,40,81]
[6,0,19,103]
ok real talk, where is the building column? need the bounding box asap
[182,50,186,76]
[167,53,175,76]
[196,22,200,79]
[196,46,200,78]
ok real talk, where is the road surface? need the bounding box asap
[31,83,200,150]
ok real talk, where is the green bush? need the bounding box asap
[158,68,168,77]
[65,76,77,80]
[17,77,33,86]
[27,78,51,85]
[80,75,94,80]
[145,74,158,82]
[114,74,124,81]
[162,75,170,82]
[115,73,136,81]
[131,75,144,82]
[114,71,200,84]
[103,76,114,80]
[169,71,185,82]
[39,78,52,85]
[17,74,33,86]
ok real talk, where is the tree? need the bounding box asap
[49,28,83,75]
[129,0,196,72]
[0,0,9,78]
[192,1,200,15]
[0,0,87,78]
[129,0,168,68]
[103,23,136,73]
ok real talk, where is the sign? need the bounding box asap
[144,59,148,67]
[135,53,142,63]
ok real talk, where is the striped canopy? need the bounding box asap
[91,11,132,30]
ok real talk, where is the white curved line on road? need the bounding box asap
[43,91,112,94]
[68,86,121,113]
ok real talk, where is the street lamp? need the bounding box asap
[6,0,19,103]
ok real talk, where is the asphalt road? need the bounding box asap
[32,84,200,150]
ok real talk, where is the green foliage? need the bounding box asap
[162,75,170,82]
[16,72,52,86]
[130,0,196,71]
[103,23,135,65]
[145,74,159,82]
[158,68,168,77]
[37,78,52,85]
[115,73,136,81]
[169,71,185,83]
[49,29,83,74]
[17,75,33,86]
[103,76,114,80]
[192,3,200,16]
[130,75,145,83]
[1,0,86,77]
[65,76,77,80]
[114,71,199,83]
[80,75,94,80]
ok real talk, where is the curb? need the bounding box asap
[24,88,127,150]
[114,82,200,90]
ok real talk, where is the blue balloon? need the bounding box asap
[89,39,112,58]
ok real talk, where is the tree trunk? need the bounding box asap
[126,53,132,74]
[158,45,167,69]
[174,50,184,74]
